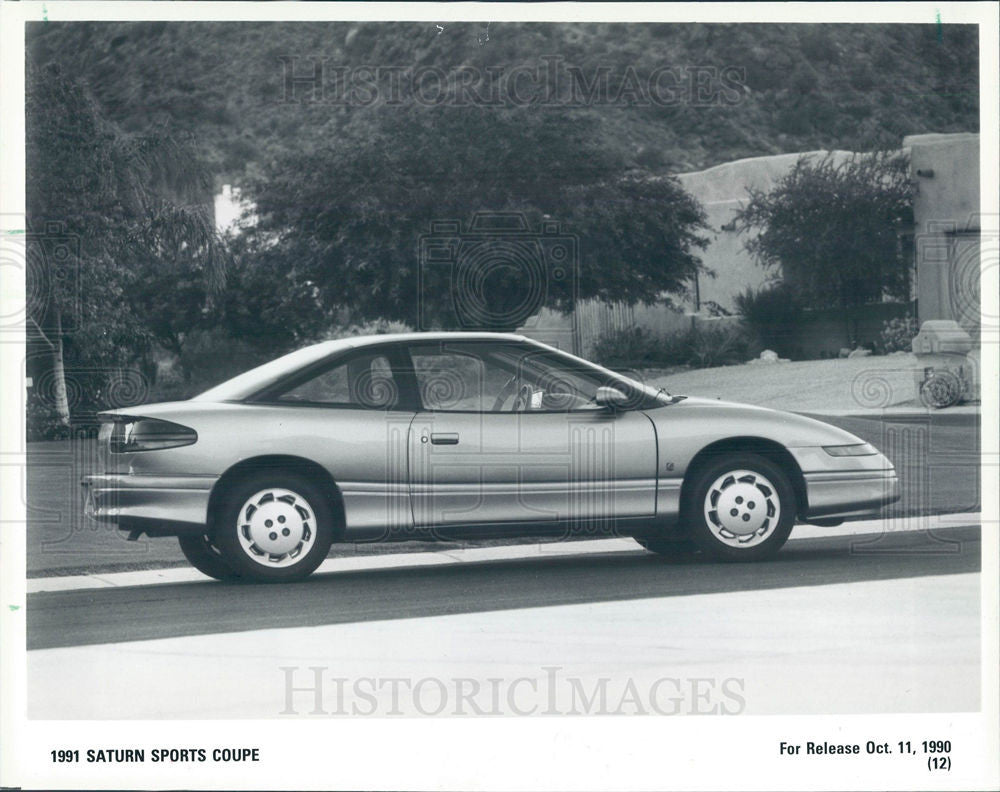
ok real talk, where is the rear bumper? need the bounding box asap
[802,469,900,519]
[82,473,216,535]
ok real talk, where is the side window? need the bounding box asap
[512,348,608,411]
[409,343,611,412]
[410,349,497,411]
[275,352,400,409]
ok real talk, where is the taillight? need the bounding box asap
[100,415,198,453]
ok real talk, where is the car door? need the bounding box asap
[405,340,658,531]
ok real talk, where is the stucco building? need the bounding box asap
[906,133,982,340]
[519,134,981,359]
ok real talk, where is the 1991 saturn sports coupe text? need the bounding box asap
[83,333,900,582]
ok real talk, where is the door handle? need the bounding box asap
[430,432,459,445]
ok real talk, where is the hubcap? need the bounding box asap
[237,488,316,568]
[703,469,780,548]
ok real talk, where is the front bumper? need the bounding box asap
[787,446,901,520]
[801,469,900,519]
[82,473,217,535]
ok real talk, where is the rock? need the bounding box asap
[848,348,872,358]
[759,349,779,363]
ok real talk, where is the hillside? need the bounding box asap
[27,21,978,186]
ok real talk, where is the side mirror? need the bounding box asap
[595,386,629,410]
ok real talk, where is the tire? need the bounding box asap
[634,536,699,556]
[683,453,795,561]
[213,471,335,582]
[178,534,241,581]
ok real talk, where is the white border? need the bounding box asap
[1,3,997,790]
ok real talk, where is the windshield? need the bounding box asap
[524,342,680,408]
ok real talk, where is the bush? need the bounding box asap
[734,151,914,320]
[734,283,805,356]
[148,329,276,403]
[685,325,753,369]
[26,393,71,442]
[26,368,148,440]
[321,318,413,340]
[591,325,752,371]
[876,315,919,354]
[591,327,670,369]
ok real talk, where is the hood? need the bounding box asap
[654,396,867,448]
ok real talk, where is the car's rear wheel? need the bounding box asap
[214,472,334,582]
[684,453,795,561]
[178,534,241,581]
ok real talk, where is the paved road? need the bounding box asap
[806,412,981,520]
[27,525,980,651]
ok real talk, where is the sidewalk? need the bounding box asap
[644,352,980,417]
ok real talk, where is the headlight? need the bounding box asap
[102,416,198,453]
[822,442,878,457]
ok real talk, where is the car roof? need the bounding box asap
[343,331,529,348]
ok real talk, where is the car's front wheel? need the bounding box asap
[684,453,795,561]
[634,536,699,556]
[214,472,334,582]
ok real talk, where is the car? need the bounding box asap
[83,332,900,582]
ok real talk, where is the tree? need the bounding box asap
[28,22,979,187]
[241,104,709,331]
[734,151,915,342]
[26,62,229,425]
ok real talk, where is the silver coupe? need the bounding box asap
[84,332,900,582]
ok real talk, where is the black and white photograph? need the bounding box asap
[1,2,997,790]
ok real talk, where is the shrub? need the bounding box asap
[26,393,72,442]
[148,329,275,403]
[323,318,413,340]
[876,315,919,354]
[734,283,805,356]
[685,325,753,369]
[734,152,914,338]
[591,324,752,371]
[591,327,668,369]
